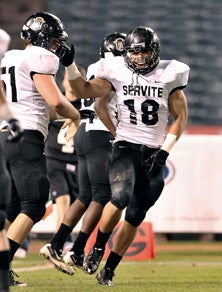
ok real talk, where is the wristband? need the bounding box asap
[161,133,177,153]
[66,63,81,80]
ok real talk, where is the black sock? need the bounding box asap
[0,251,9,270]
[94,229,112,249]
[8,239,20,262]
[0,269,9,291]
[51,223,72,251]
[105,251,122,271]
[72,231,89,255]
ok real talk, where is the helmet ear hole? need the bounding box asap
[21,30,31,42]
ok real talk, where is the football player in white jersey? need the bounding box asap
[61,26,189,286]
[0,12,80,286]
[0,81,23,292]
[0,29,23,292]
[40,32,126,276]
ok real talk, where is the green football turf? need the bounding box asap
[10,241,222,292]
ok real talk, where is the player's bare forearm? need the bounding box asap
[168,89,188,139]
[69,76,112,99]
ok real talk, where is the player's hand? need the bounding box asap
[58,44,75,67]
[61,118,79,142]
[146,149,169,177]
[7,118,24,142]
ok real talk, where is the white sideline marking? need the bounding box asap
[16,265,53,272]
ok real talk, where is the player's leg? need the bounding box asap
[47,159,72,231]
[84,141,136,274]
[63,152,103,268]
[77,138,112,235]
[63,129,112,269]
[5,131,49,284]
[96,193,145,285]
[0,148,11,292]
[69,131,112,272]
[40,183,87,274]
[40,131,90,274]
[95,220,137,286]
[14,234,31,259]
[55,195,71,230]
[48,155,90,249]
[97,146,165,286]
[47,158,73,250]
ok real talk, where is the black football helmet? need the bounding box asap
[99,32,126,58]
[20,12,68,57]
[124,26,160,75]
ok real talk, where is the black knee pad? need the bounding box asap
[110,181,131,210]
[93,186,111,207]
[21,176,49,223]
[0,210,6,231]
[125,207,146,227]
[78,193,91,208]
[21,201,46,223]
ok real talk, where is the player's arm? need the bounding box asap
[161,88,188,153]
[146,89,188,176]
[58,44,113,98]
[168,89,188,137]
[68,70,113,99]
[33,73,80,141]
[33,73,80,123]
[62,71,77,101]
[0,79,23,141]
[94,94,116,137]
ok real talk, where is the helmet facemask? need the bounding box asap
[125,48,159,75]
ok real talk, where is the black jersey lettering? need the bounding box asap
[122,85,163,98]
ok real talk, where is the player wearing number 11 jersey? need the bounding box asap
[61,26,189,286]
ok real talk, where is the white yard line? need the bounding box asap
[16,265,53,272]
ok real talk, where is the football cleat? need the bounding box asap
[83,247,104,274]
[96,267,114,286]
[63,251,84,268]
[9,269,27,287]
[39,243,74,275]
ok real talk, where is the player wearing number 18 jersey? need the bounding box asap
[100,57,188,148]
[62,26,189,286]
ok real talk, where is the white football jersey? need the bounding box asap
[80,60,117,132]
[0,45,59,139]
[96,57,190,148]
